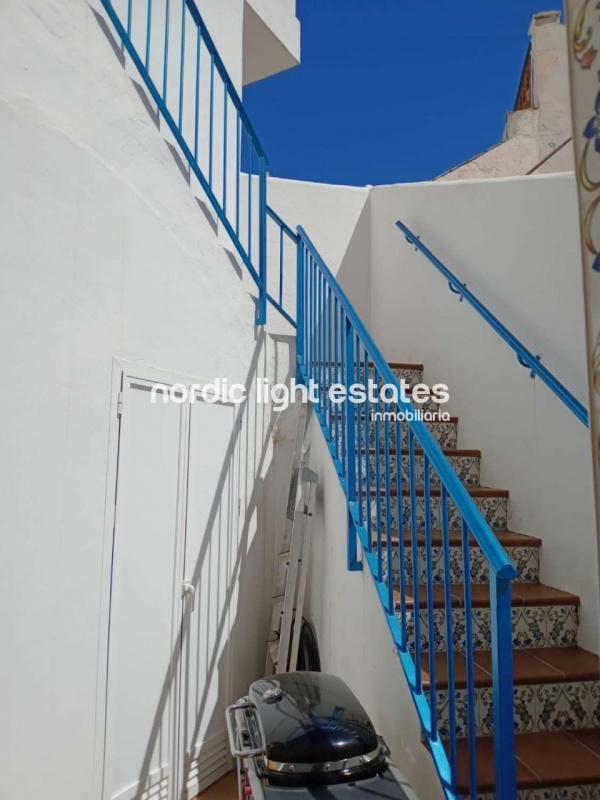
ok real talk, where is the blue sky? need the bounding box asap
[243,0,557,186]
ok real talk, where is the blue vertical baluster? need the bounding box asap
[193,25,201,160]
[208,56,215,187]
[491,574,517,799]
[322,280,328,432]
[356,338,363,532]
[127,0,133,37]
[334,297,339,463]
[346,318,358,570]
[247,142,252,262]
[178,0,186,132]
[316,273,321,416]
[441,485,457,791]
[395,416,407,650]
[321,277,326,422]
[163,0,170,101]
[340,308,346,478]
[278,226,284,308]
[384,413,393,613]
[145,0,153,69]
[363,352,372,548]
[257,159,267,326]
[461,518,478,800]
[235,113,240,237]
[222,92,228,213]
[408,427,421,689]
[296,240,305,370]
[310,254,315,381]
[423,455,437,738]
[373,368,383,582]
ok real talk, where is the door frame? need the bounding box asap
[93,358,240,800]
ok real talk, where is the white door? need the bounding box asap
[103,372,239,800]
[104,375,187,800]
[179,393,239,798]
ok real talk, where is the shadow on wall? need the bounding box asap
[89,2,245,290]
[124,330,297,800]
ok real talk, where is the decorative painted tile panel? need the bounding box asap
[382,543,539,586]
[366,491,508,532]
[362,450,481,488]
[401,604,576,653]
[432,680,600,738]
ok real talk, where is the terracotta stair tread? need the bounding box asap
[367,485,508,498]
[394,582,578,610]
[379,529,542,548]
[453,730,600,793]
[387,362,424,370]
[364,447,481,457]
[420,647,600,690]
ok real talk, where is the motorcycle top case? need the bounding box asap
[247,672,385,785]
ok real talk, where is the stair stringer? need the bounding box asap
[303,414,447,800]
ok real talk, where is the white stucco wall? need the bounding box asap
[0,2,293,798]
[265,177,372,336]
[370,172,600,651]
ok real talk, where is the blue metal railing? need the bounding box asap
[266,205,298,327]
[396,220,589,427]
[99,0,269,323]
[296,226,518,800]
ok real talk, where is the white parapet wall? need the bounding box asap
[370,172,600,653]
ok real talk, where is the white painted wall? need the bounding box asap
[370,172,600,651]
[265,177,372,336]
[304,415,445,800]
[0,2,294,798]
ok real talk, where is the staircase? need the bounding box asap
[382,363,600,799]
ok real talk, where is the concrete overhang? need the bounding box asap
[243,0,300,86]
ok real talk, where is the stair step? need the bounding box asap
[361,416,459,450]
[454,730,600,795]
[422,647,600,738]
[382,529,541,548]
[395,581,579,652]
[377,529,541,584]
[363,448,481,488]
[421,647,600,690]
[395,582,578,611]
[369,485,508,498]
[364,485,509,530]
[387,363,424,384]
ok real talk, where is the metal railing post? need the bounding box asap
[345,317,360,571]
[491,575,517,800]
[296,240,305,381]
[257,156,268,325]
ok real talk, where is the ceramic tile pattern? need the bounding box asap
[352,360,598,796]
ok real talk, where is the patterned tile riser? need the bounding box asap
[382,544,540,585]
[473,789,600,800]
[400,605,579,652]
[367,419,458,451]
[429,680,600,738]
[366,493,509,531]
[362,452,481,488]
[333,417,457,453]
